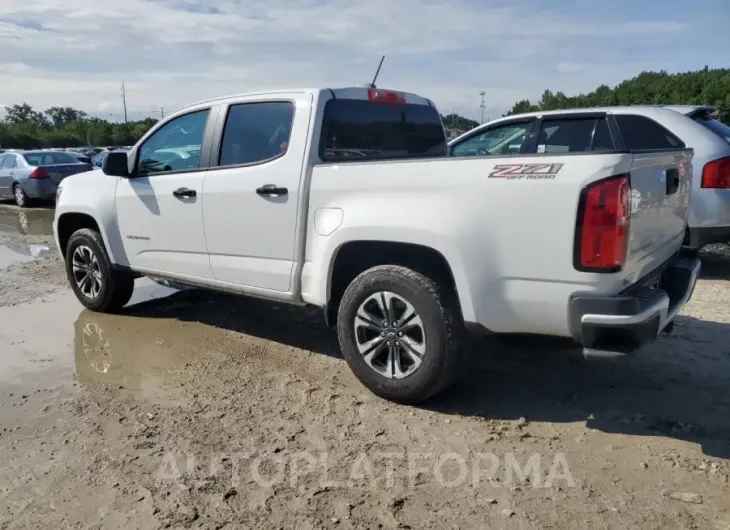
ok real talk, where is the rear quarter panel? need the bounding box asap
[302,154,641,336]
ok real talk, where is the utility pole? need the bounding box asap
[480,91,486,124]
[160,107,164,119]
[121,82,128,124]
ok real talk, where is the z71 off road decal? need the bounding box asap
[488,163,564,180]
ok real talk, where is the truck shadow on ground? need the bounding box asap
[430,318,730,460]
[113,248,730,460]
[119,285,730,460]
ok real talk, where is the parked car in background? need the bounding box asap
[67,151,93,165]
[662,106,730,248]
[54,86,698,403]
[451,105,730,249]
[91,148,128,169]
[0,150,92,207]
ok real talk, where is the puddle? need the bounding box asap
[0,279,200,430]
[0,207,54,236]
[0,243,50,269]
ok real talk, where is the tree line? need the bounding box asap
[3,67,727,149]
[504,67,730,123]
[0,104,158,149]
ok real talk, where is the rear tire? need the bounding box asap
[337,265,470,404]
[13,184,29,208]
[65,228,135,313]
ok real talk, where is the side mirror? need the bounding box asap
[102,151,129,177]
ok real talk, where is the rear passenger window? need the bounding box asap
[219,102,295,167]
[2,155,16,169]
[614,115,684,150]
[536,118,613,153]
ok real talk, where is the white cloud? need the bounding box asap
[0,0,707,120]
[555,62,589,74]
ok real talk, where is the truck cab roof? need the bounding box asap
[171,86,435,116]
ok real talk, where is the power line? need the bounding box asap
[479,91,486,124]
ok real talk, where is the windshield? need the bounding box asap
[692,111,730,144]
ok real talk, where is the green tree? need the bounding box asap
[504,67,730,123]
[1,103,157,149]
[4,104,49,128]
[44,106,88,128]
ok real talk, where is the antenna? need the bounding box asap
[367,55,386,88]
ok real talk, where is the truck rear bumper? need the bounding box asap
[568,250,701,358]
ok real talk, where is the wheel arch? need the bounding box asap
[324,240,474,326]
[56,212,102,260]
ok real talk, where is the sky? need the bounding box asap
[0,0,727,122]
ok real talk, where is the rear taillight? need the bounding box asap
[701,157,730,188]
[29,168,49,179]
[367,89,406,104]
[575,175,630,272]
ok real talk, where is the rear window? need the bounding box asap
[23,152,80,165]
[320,99,447,162]
[536,118,614,153]
[614,115,684,150]
[693,112,730,144]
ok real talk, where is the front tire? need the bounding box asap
[65,228,135,313]
[337,265,470,404]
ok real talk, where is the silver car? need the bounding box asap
[0,150,92,207]
[662,106,730,248]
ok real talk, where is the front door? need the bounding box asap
[115,108,214,280]
[201,94,311,292]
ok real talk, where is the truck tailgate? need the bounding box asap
[623,150,692,280]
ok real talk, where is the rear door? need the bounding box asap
[612,113,692,272]
[202,94,310,292]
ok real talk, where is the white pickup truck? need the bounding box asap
[54,86,701,404]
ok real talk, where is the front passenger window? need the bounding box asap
[137,109,210,175]
[450,122,533,157]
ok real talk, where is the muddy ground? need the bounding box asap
[1,202,729,530]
